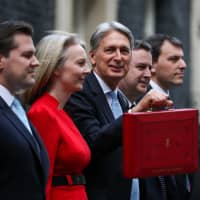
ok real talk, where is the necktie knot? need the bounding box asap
[12,98,21,108]
[108,91,123,119]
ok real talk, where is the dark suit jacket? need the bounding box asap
[140,175,189,200]
[189,172,200,200]
[188,126,200,200]
[65,72,131,200]
[138,84,190,200]
[0,97,49,200]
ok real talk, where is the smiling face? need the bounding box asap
[0,33,39,94]
[119,48,152,100]
[55,44,90,93]
[89,30,132,89]
[151,40,186,90]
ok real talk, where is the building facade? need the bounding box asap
[1,0,200,112]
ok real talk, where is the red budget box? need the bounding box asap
[123,109,199,178]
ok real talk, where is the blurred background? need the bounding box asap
[0,0,199,112]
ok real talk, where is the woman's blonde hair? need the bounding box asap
[25,31,85,104]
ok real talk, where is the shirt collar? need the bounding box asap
[150,80,170,96]
[0,85,15,106]
[93,71,119,94]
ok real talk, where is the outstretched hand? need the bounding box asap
[130,89,174,112]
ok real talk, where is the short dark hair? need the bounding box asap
[145,34,183,63]
[0,20,33,57]
[134,39,152,52]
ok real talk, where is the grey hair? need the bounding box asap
[90,21,134,50]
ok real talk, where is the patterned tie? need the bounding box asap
[11,97,32,134]
[109,91,123,119]
[159,176,167,200]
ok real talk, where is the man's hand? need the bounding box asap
[130,89,174,112]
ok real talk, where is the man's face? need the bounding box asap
[121,49,152,98]
[89,30,131,89]
[152,40,186,90]
[0,33,39,94]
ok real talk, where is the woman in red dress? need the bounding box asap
[25,32,91,200]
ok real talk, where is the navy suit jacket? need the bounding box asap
[0,97,49,200]
[189,170,200,200]
[138,85,190,200]
[65,72,131,200]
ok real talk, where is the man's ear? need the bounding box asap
[89,50,96,66]
[53,67,61,77]
[151,63,157,75]
[0,55,6,70]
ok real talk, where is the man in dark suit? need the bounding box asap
[65,21,172,200]
[137,34,190,200]
[0,20,49,200]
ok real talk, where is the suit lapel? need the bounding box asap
[0,98,41,160]
[87,72,129,120]
[87,72,114,121]
[30,122,49,183]
[118,92,129,112]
